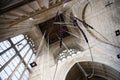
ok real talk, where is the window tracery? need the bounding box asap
[0,34,36,80]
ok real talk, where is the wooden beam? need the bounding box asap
[10,0,72,26]
[0,0,35,15]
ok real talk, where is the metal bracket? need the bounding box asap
[115,30,120,36]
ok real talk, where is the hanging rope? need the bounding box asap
[71,16,120,48]
[72,19,94,79]
[53,1,119,79]
[58,13,63,48]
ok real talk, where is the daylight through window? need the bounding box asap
[0,34,36,80]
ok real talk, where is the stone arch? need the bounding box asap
[54,46,120,80]
[65,61,120,80]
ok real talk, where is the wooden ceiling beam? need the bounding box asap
[9,1,63,26]
[0,0,35,15]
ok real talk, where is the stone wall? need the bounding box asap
[29,0,120,80]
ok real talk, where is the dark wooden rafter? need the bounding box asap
[0,0,35,15]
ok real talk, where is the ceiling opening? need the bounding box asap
[38,14,70,44]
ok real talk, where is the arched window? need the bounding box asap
[0,34,36,80]
[57,49,81,63]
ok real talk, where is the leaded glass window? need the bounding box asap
[0,34,36,80]
[57,49,81,63]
